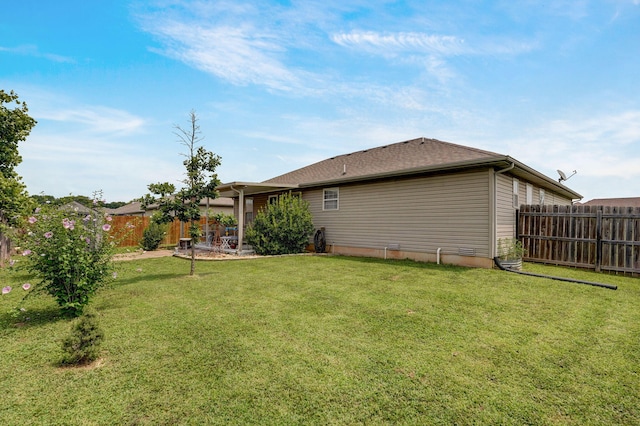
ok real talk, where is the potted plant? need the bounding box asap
[497,237,526,270]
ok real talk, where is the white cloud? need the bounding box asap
[330,30,537,57]
[501,110,640,183]
[0,44,74,63]
[331,31,467,56]
[35,106,146,135]
[138,4,304,92]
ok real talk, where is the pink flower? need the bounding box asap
[35,207,41,213]
[102,224,111,231]
[22,249,32,256]
[2,286,11,295]
[22,283,31,291]
[28,216,37,224]
[106,216,112,222]
[44,231,53,238]
[83,215,91,222]
[62,218,75,230]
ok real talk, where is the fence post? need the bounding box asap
[595,208,602,272]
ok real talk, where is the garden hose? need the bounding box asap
[314,229,326,253]
[493,257,617,290]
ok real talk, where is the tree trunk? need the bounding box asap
[0,231,10,268]
[190,243,196,276]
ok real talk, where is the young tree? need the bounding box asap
[0,90,37,265]
[141,111,221,275]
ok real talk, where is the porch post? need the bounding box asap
[237,188,245,254]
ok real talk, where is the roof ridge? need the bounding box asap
[263,137,504,185]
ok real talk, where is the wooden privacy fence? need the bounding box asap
[518,205,640,275]
[110,216,212,248]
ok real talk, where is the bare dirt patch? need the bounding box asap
[114,248,260,262]
[113,249,174,261]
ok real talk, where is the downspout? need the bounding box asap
[493,162,515,258]
[437,247,441,264]
[230,185,245,254]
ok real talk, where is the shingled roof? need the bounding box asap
[264,137,503,186]
[581,197,640,208]
[217,137,582,200]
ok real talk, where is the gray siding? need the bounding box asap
[496,173,515,241]
[303,170,492,258]
[495,173,573,251]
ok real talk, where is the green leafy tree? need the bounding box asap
[246,193,314,255]
[141,111,221,275]
[0,90,37,265]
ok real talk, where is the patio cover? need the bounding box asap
[216,182,299,253]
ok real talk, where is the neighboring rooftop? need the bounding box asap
[581,197,640,208]
[111,197,234,216]
[265,137,502,186]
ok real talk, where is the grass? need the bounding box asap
[1,255,639,425]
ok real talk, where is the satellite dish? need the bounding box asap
[557,169,577,183]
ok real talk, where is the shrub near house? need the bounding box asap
[246,193,314,255]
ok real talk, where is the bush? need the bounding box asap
[245,193,314,255]
[140,219,167,251]
[19,193,118,317]
[60,308,105,365]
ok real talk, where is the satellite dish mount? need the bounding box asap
[557,169,577,183]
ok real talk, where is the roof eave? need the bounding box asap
[296,156,507,188]
[296,155,582,200]
[216,181,299,198]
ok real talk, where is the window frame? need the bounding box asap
[323,188,339,211]
[526,184,533,205]
[512,179,519,208]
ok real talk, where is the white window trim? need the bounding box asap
[513,179,519,209]
[268,195,278,205]
[323,188,339,211]
[526,184,533,205]
[539,189,545,205]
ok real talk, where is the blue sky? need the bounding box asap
[2,0,639,202]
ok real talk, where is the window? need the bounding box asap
[268,195,278,205]
[526,184,533,204]
[539,189,545,205]
[512,179,519,208]
[323,188,339,210]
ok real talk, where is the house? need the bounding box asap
[580,197,640,208]
[217,137,582,267]
[111,197,234,217]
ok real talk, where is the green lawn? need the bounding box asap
[1,255,638,425]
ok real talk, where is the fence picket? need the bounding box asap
[518,204,640,275]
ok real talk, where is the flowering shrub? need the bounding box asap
[15,195,119,317]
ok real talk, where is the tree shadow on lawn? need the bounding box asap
[0,303,67,330]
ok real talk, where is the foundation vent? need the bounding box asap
[458,247,476,257]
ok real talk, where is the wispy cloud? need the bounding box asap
[330,30,537,57]
[502,110,640,181]
[0,44,74,63]
[331,31,467,56]
[35,106,146,135]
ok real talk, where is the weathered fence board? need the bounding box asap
[518,205,640,275]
